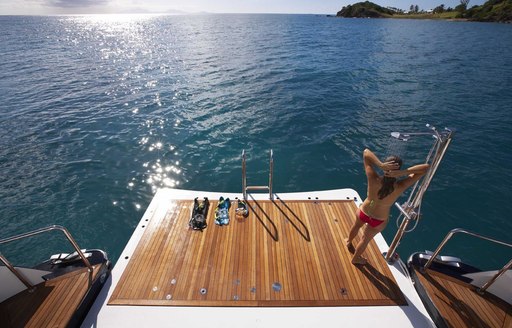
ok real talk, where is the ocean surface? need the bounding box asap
[1,14,511,270]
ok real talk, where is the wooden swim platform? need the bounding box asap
[413,268,512,328]
[0,265,102,328]
[108,199,406,307]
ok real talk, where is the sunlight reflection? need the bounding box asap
[35,14,185,221]
[73,13,166,25]
[66,13,185,197]
[145,159,181,192]
[148,141,164,151]
[137,136,182,193]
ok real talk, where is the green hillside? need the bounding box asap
[336,1,395,18]
[335,0,512,22]
[466,0,512,22]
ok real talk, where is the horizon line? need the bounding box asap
[0,12,335,16]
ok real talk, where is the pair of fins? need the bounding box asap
[189,197,209,231]
[215,196,231,225]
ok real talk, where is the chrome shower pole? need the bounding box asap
[385,126,454,263]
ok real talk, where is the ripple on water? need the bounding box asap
[1,15,511,269]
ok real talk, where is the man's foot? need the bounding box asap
[351,256,367,265]
[345,238,355,254]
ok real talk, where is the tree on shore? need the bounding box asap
[456,0,470,12]
[387,6,403,13]
[409,4,421,12]
[433,4,446,12]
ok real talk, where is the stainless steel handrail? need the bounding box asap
[269,149,274,198]
[394,202,414,221]
[423,228,512,293]
[0,225,94,289]
[242,150,247,199]
[0,252,33,289]
[242,149,274,200]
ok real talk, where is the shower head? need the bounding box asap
[391,132,409,141]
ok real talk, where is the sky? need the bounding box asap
[0,0,487,15]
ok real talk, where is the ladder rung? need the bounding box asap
[246,186,269,191]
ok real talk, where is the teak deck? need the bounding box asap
[109,199,406,307]
[415,269,512,328]
[0,265,101,328]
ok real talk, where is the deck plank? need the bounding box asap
[328,202,361,299]
[108,199,406,307]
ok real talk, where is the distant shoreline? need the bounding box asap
[335,1,512,23]
[330,16,511,23]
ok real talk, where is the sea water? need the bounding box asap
[1,14,511,270]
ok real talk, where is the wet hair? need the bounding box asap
[378,155,403,199]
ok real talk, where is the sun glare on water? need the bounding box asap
[75,13,168,23]
[62,12,186,200]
